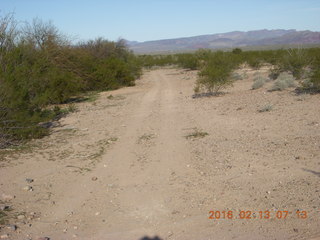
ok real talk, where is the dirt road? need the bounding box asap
[1,68,319,240]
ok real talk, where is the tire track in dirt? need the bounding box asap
[1,68,319,240]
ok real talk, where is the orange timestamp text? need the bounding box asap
[208,210,308,220]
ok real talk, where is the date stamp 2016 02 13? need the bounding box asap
[208,210,308,220]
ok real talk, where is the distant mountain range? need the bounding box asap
[126,29,320,53]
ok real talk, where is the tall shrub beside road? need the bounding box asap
[0,14,141,148]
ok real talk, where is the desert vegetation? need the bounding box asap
[0,13,141,148]
[1,12,320,149]
[140,47,320,95]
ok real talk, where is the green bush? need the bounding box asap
[232,48,242,54]
[278,49,311,79]
[309,68,320,91]
[196,66,232,94]
[246,54,263,69]
[0,15,142,147]
[176,53,200,70]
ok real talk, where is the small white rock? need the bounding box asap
[95,212,100,216]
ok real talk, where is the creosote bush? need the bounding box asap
[0,14,141,147]
[309,69,320,91]
[140,47,320,96]
[194,51,241,94]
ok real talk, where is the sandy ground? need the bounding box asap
[0,67,319,240]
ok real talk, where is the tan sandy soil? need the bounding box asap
[0,67,319,240]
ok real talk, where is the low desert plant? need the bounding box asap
[310,68,320,91]
[279,48,311,79]
[138,133,155,143]
[258,104,273,112]
[196,65,233,94]
[67,104,77,113]
[176,53,200,70]
[0,210,8,225]
[195,52,238,94]
[252,76,267,89]
[185,129,209,139]
[270,72,296,91]
[268,67,281,80]
[231,72,244,80]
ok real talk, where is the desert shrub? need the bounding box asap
[185,128,209,139]
[232,48,242,54]
[252,76,267,89]
[270,72,296,91]
[300,78,313,90]
[247,58,262,69]
[139,54,175,68]
[196,55,233,94]
[193,51,243,94]
[278,48,312,79]
[0,15,142,147]
[268,67,281,80]
[231,72,244,80]
[244,52,263,69]
[309,68,320,91]
[258,104,273,112]
[196,65,233,94]
[176,53,200,70]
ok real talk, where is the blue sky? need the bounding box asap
[1,0,320,42]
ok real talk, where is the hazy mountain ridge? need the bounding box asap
[127,29,320,53]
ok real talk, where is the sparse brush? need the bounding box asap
[258,104,273,112]
[279,48,311,79]
[253,71,261,76]
[269,68,281,80]
[310,69,320,91]
[138,134,154,143]
[0,210,7,225]
[193,84,200,94]
[107,94,125,100]
[0,205,12,225]
[86,92,99,102]
[67,104,77,113]
[185,129,209,139]
[270,72,296,91]
[231,72,243,80]
[296,93,308,101]
[252,76,267,89]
